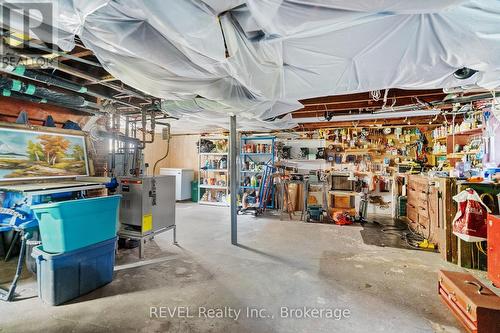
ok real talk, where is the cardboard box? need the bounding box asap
[333,195,353,209]
[86,188,108,198]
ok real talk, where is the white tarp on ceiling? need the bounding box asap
[3,0,500,132]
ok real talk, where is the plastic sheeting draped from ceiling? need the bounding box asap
[4,0,500,132]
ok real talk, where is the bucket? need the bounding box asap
[191,181,199,202]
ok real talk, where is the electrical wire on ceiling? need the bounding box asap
[457,104,472,113]
[152,123,171,176]
[492,90,499,118]
[381,89,389,109]
[429,114,439,124]
[414,97,428,108]
[390,97,397,109]
[3,1,500,132]
[370,90,381,101]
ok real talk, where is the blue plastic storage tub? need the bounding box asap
[32,195,121,253]
[31,237,116,305]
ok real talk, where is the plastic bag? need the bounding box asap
[452,189,491,242]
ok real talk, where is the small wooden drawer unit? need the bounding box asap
[406,175,439,243]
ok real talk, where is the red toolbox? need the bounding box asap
[438,270,500,333]
[487,214,500,287]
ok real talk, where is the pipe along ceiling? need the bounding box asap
[0,44,145,111]
[0,77,99,111]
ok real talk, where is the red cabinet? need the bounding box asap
[487,214,500,287]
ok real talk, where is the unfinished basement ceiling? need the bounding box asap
[2,0,500,132]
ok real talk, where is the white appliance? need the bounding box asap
[159,168,194,200]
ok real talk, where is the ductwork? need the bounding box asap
[0,42,149,108]
[0,77,99,109]
[0,63,140,110]
[1,87,100,114]
[2,88,47,104]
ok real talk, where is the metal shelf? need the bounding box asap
[450,128,483,136]
[241,152,273,156]
[198,136,230,205]
[199,200,229,206]
[202,136,229,140]
[241,136,276,140]
[240,135,276,209]
[199,185,228,189]
[200,152,228,156]
[279,159,328,163]
[447,151,480,158]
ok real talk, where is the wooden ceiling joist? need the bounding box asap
[299,89,444,104]
[59,50,94,62]
[296,97,436,113]
[296,116,440,129]
[290,88,466,128]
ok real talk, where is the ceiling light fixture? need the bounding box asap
[453,67,478,80]
[293,109,442,124]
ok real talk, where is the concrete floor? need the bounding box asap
[1,202,496,332]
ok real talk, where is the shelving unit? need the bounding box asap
[200,153,228,156]
[276,138,330,171]
[199,184,228,190]
[447,150,480,158]
[241,152,274,156]
[448,129,484,164]
[198,136,230,206]
[431,110,485,167]
[452,127,483,136]
[240,135,276,209]
[431,126,484,167]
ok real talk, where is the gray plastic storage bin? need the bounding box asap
[31,237,116,305]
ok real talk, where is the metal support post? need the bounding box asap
[230,115,238,245]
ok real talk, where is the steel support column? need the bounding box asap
[230,115,238,245]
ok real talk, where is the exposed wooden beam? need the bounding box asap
[84,77,119,85]
[292,113,462,130]
[299,89,445,105]
[292,110,434,119]
[0,96,89,124]
[296,96,444,113]
[292,104,453,119]
[294,117,438,129]
[59,50,94,62]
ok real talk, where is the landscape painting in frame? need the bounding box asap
[0,127,89,181]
